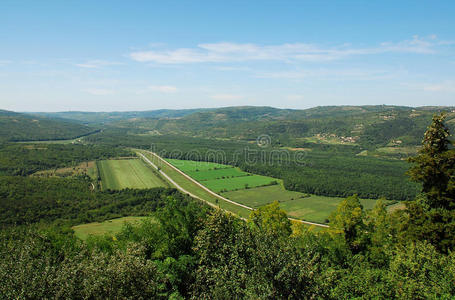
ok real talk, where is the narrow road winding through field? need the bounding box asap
[138,151,328,228]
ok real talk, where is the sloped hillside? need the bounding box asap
[0,110,96,142]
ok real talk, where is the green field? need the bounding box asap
[186,167,249,181]
[72,216,149,240]
[138,151,253,218]
[222,185,394,224]
[203,175,277,192]
[166,158,277,192]
[165,158,230,172]
[97,159,168,190]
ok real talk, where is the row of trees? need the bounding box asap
[0,143,131,176]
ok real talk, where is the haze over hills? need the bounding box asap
[10,105,455,147]
[0,110,97,142]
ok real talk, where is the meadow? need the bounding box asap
[186,167,248,181]
[222,184,395,224]
[165,158,277,193]
[97,159,168,190]
[72,216,150,240]
[137,151,253,218]
[202,175,277,193]
[164,158,230,172]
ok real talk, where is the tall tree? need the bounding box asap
[329,195,368,254]
[408,113,455,208]
[403,113,455,252]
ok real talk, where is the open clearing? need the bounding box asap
[202,175,277,192]
[97,159,168,190]
[165,158,230,172]
[32,161,97,178]
[166,158,277,192]
[72,216,149,240]
[186,167,249,181]
[138,151,253,218]
[222,184,395,224]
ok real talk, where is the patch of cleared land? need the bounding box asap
[72,216,149,240]
[165,158,231,172]
[223,185,395,224]
[138,151,253,218]
[97,159,168,190]
[166,158,277,192]
[32,161,97,178]
[203,175,277,193]
[186,167,249,181]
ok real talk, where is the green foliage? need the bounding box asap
[0,175,186,226]
[402,113,455,252]
[408,113,455,208]
[329,195,368,254]
[249,201,292,237]
[0,143,131,176]
[0,109,96,142]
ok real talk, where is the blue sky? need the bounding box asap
[0,0,454,112]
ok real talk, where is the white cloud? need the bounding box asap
[130,36,446,64]
[148,85,178,93]
[256,68,399,81]
[210,94,244,100]
[83,88,115,95]
[75,60,123,68]
[423,81,455,92]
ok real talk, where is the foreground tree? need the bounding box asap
[329,195,368,254]
[402,113,455,252]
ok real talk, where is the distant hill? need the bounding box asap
[30,108,213,124]
[0,110,96,142]
[110,105,455,148]
[21,105,455,148]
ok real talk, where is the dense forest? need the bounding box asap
[0,109,454,298]
[0,143,131,176]
[0,110,97,142]
[84,129,419,200]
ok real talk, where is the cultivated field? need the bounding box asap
[202,175,277,193]
[222,184,395,224]
[138,151,253,218]
[72,216,149,240]
[186,167,248,181]
[97,159,168,190]
[166,158,277,192]
[165,158,230,172]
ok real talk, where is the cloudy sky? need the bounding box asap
[0,0,454,111]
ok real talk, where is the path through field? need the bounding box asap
[138,151,328,228]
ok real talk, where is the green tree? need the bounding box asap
[408,113,455,209]
[329,195,368,254]
[403,113,455,252]
[249,201,292,237]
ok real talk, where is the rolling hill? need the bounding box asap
[0,110,97,142]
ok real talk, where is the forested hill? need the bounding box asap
[31,108,212,124]
[110,105,455,148]
[14,105,455,148]
[0,110,96,142]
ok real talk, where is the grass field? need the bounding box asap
[222,185,395,224]
[166,158,277,192]
[203,175,277,192]
[165,158,230,172]
[97,159,168,190]
[72,216,149,240]
[137,151,253,218]
[186,167,248,181]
